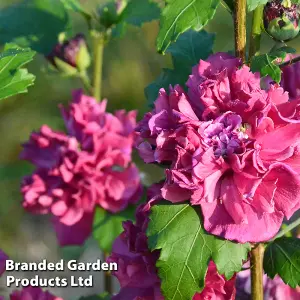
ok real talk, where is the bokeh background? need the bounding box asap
[0,0,299,299]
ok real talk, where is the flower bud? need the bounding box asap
[263,0,300,42]
[98,0,127,29]
[46,34,91,75]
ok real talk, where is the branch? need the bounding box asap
[279,55,300,68]
[271,218,300,241]
[250,244,265,300]
[234,0,247,62]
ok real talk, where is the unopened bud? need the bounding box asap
[263,0,300,42]
[46,34,91,75]
[98,0,127,29]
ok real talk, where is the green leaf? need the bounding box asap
[145,69,183,106]
[247,0,268,12]
[60,0,85,13]
[60,0,92,22]
[112,0,161,37]
[0,44,35,101]
[157,0,220,53]
[250,47,296,82]
[223,0,234,11]
[120,0,160,27]
[270,46,296,60]
[251,54,282,82]
[264,237,300,288]
[93,206,136,253]
[0,0,69,54]
[166,29,215,72]
[147,202,250,300]
[145,30,215,105]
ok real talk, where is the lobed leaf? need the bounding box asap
[113,0,161,37]
[250,47,296,83]
[223,0,234,11]
[251,54,282,83]
[264,237,300,288]
[145,30,215,105]
[0,0,69,54]
[247,0,268,12]
[60,0,92,22]
[0,44,35,101]
[147,202,250,300]
[157,0,220,53]
[120,0,161,27]
[93,205,136,253]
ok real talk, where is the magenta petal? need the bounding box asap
[201,199,284,243]
[257,123,300,155]
[9,286,62,300]
[267,163,300,219]
[220,177,248,225]
[137,141,155,163]
[161,183,192,203]
[59,207,84,225]
[52,213,93,246]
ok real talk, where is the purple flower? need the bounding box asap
[107,201,163,300]
[136,52,300,243]
[280,54,300,100]
[21,90,142,246]
[193,261,236,300]
[236,268,300,300]
[0,250,8,276]
[186,52,268,122]
[109,184,236,300]
[10,287,62,300]
[263,0,300,42]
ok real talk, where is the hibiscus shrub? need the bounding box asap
[0,0,300,300]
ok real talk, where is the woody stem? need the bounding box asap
[250,244,265,300]
[234,0,247,62]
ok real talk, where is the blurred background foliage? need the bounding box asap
[0,0,299,282]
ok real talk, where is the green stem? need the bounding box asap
[271,218,300,241]
[270,41,286,53]
[90,29,112,293]
[79,72,93,95]
[249,5,263,60]
[250,244,265,300]
[103,252,113,295]
[234,0,247,62]
[91,31,104,101]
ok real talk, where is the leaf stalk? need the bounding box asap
[249,5,263,59]
[271,218,300,241]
